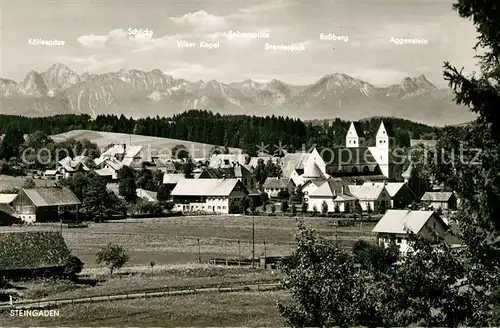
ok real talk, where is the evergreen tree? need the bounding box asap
[183,159,195,178]
[118,166,137,202]
[301,201,308,214]
[321,200,328,214]
[0,124,24,160]
[281,200,289,213]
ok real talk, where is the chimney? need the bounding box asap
[383,180,388,185]
[372,182,375,186]
[341,185,344,194]
[222,173,226,180]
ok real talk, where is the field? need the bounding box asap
[0,216,377,268]
[50,130,240,158]
[0,175,56,190]
[0,215,375,326]
[0,290,289,326]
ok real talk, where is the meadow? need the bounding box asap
[50,130,240,158]
[0,290,289,326]
[0,175,55,189]
[0,215,377,268]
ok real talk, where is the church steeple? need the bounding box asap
[346,122,365,148]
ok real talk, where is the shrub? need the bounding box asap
[96,243,129,275]
[63,255,84,279]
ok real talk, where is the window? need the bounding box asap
[217,206,221,209]
[433,221,436,229]
[396,237,402,244]
[223,206,226,209]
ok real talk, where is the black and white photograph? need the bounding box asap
[0,0,499,326]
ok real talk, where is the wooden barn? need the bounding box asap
[0,231,71,279]
[12,186,81,223]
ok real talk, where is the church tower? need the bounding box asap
[345,122,365,148]
[371,121,394,178]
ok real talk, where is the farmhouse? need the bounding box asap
[263,177,293,199]
[55,156,92,179]
[199,164,256,192]
[0,193,17,225]
[99,144,153,169]
[280,151,316,179]
[421,191,457,210]
[171,178,248,214]
[0,231,71,279]
[372,210,448,255]
[162,173,186,194]
[302,178,356,213]
[349,182,391,212]
[370,182,415,209]
[11,187,81,223]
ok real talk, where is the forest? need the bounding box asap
[0,111,440,155]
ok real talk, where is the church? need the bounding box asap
[284,121,399,184]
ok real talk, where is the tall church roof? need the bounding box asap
[351,122,365,138]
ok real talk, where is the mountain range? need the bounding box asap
[0,63,476,126]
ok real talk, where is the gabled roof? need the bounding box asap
[364,182,409,198]
[308,179,353,198]
[171,179,247,197]
[163,173,186,184]
[0,194,17,204]
[349,183,387,200]
[281,152,311,177]
[263,177,289,189]
[421,191,454,202]
[22,187,81,207]
[303,162,324,179]
[105,159,123,171]
[136,188,157,201]
[101,144,126,157]
[200,165,253,180]
[378,121,395,138]
[0,231,71,270]
[372,210,445,235]
[94,168,115,177]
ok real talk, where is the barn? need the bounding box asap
[11,186,81,223]
[0,231,71,279]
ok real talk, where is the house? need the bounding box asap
[0,231,72,279]
[280,151,316,179]
[421,192,457,210]
[371,182,416,209]
[99,144,153,169]
[199,164,257,192]
[410,139,438,149]
[11,186,81,223]
[303,178,357,212]
[349,182,391,212]
[171,179,248,214]
[136,188,157,202]
[94,158,123,180]
[263,177,293,199]
[372,210,448,255]
[162,173,186,194]
[208,154,248,168]
[55,156,92,179]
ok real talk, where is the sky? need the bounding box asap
[0,0,481,88]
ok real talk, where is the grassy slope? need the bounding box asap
[50,130,241,158]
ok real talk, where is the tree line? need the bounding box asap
[0,111,440,156]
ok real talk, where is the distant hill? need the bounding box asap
[0,63,477,126]
[50,130,241,159]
